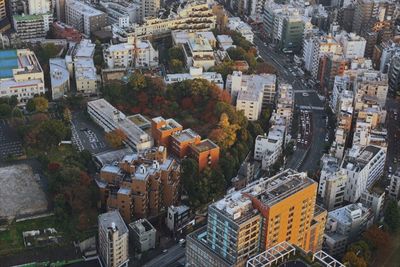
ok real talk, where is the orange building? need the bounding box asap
[97,146,180,223]
[189,139,220,170]
[170,129,201,158]
[151,116,183,147]
[246,169,326,253]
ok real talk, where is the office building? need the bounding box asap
[65,0,107,35]
[236,89,263,121]
[254,125,286,170]
[388,170,400,201]
[100,0,141,26]
[13,13,52,40]
[0,0,10,33]
[318,155,348,211]
[88,99,153,151]
[49,58,70,100]
[186,169,327,267]
[165,67,224,89]
[28,0,50,15]
[129,219,156,252]
[353,70,388,110]
[182,34,215,70]
[324,203,373,256]
[360,188,385,221]
[98,210,129,267]
[341,145,386,202]
[334,31,366,59]
[97,147,180,222]
[141,0,160,21]
[166,205,192,233]
[0,49,45,104]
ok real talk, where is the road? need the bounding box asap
[142,244,185,267]
[253,34,329,173]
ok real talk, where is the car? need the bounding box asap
[162,249,168,253]
[301,139,304,143]
[293,145,297,151]
[389,167,393,173]
[302,93,309,97]
[325,137,329,142]
[297,139,301,143]
[305,140,308,145]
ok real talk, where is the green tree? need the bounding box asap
[129,72,147,91]
[384,200,400,232]
[168,46,185,61]
[211,60,234,83]
[0,103,12,118]
[26,99,36,112]
[170,59,184,73]
[38,119,69,147]
[227,47,246,60]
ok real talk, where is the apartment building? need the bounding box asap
[324,203,373,256]
[128,218,156,252]
[318,155,348,211]
[140,0,160,21]
[166,205,192,233]
[100,0,141,26]
[172,30,217,48]
[165,67,224,89]
[151,117,220,171]
[49,58,69,100]
[360,189,385,221]
[341,145,386,202]
[303,35,341,79]
[88,99,153,151]
[236,89,263,121]
[135,40,159,68]
[0,49,45,104]
[51,21,82,42]
[353,70,388,110]
[98,210,129,267]
[353,105,387,148]
[103,43,135,69]
[97,147,180,222]
[330,75,352,114]
[227,17,254,43]
[187,169,326,266]
[182,34,215,70]
[65,0,107,35]
[334,31,366,59]
[388,169,400,201]
[0,0,9,33]
[133,1,216,38]
[13,13,52,40]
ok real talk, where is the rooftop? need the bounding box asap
[190,139,219,153]
[67,0,105,16]
[49,58,69,87]
[129,218,156,234]
[98,210,128,236]
[171,128,200,143]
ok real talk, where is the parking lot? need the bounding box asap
[71,112,109,154]
[0,119,23,160]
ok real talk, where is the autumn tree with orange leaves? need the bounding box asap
[105,128,127,148]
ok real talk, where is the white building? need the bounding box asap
[388,170,400,201]
[341,145,386,202]
[0,49,45,104]
[100,0,141,25]
[87,98,153,151]
[236,89,263,121]
[217,35,235,51]
[140,0,160,21]
[65,0,107,35]
[254,125,285,170]
[275,83,294,131]
[182,34,215,70]
[49,58,69,100]
[318,155,348,211]
[324,203,373,256]
[360,189,385,222]
[103,43,135,69]
[227,17,254,43]
[226,71,276,109]
[28,0,50,15]
[334,31,366,59]
[353,70,388,110]
[331,75,352,114]
[165,67,224,89]
[98,210,129,267]
[129,219,156,253]
[135,39,158,68]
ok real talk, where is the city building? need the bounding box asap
[353,70,388,110]
[140,0,160,21]
[166,205,193,233]
[360,188,385,221]
[49,58,69,100]
[186,169,327,267]
[103,43,135,69]
[318,155,348,211]
[132,1,216,38]
[151,117,220,171]
[0,0,10,33]
[172,30,217,48]
[341,145,386,202]
[97,147,180,222]
[324,203,373,256]
[128,218,156,252]
[226,71,276,109]
[0,49,45,104]
[13,13,52,40]
[388,169,400,201]
[388,52,400,96]
[28,0,50,15]
[98,210,129,267]
[254,125,286,170]
[100,0,141,26]
[88,99,153,151]
[165,67,224,89]
[135,39,159,68]
[227,17,254,43]
[236,89,263,121]
[51,21,82,42]
[217,35,234,50]
[275,83,294,131]
[182,34,215,70]
[303,34,341,79]
[334,31,366,59]
[65,0,107,36]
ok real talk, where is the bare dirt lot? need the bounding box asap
[0,164,48,220]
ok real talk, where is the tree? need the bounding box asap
[26,99,36,112]
[384,200,400,232]
[105,128,127,148]
[363,225,391,251]
[33,96,49,112]
[256,62,277,74]
[170,59,184,73]
[129,72,147,91]
[342,251,367,267]
[209,113,240,150]
[227,47,246,60]
[168,46,185,61]
[38,119,69,146]
[0,103,12,118]
[63,107,72,122]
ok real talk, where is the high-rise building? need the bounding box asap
[12,13,52,40]
[128,218,156,252]
[28,0,50,14]
[0,0,10,33]
[186,170,327,267]
[353,70,388,110]
[98,210,129,267]
[65,0,107,35]
[140,0,160,21]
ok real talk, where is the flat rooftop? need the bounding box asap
[99,210,128,236]
[190,139,218,153]
[171,128,199,143]
[0,50,18,78]
[0,49,42,79]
